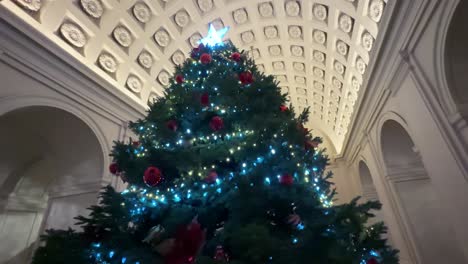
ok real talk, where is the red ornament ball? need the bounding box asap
[210,116,224,131]
[280,105,288,112]
[175,74,185,84]
[166,120,178,132]
[238,71,254,85]
[200,53,212,64]
[132,140,140,147]
[200,92,210,107]
[143,166,163,187]
[230,52,241,62]
[279,173,294,186]
[366,258,379,264]
[205,170,218,184]
[109,163,120,175]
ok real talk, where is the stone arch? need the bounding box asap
[358,160,379,202]
[0,103,106,263]
[379,118,465,263]
[357,159,386,229]
[0,95,111,163]
[444,0,468,118]
[380,120,422,172]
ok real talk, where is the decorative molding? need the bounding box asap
[450,112,468,130]
[126,75,143,94]
[388,54,411,96]
[385,165,429,183]
[362,186,379,201]
[80,0,104,19]
[98,53,118,73]
[3,194,48,212]
[48,181,103,198]
[369,0,385,22]
[113,26,133,48]
[59,22,87,48]
[133,2,151,24]
[433,1,461,117]
[12,0,41,12]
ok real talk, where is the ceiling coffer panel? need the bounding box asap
[1,0,389,153]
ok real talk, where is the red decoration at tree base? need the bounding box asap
[165,220,206,264]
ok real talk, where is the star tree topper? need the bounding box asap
[199,24,230,47]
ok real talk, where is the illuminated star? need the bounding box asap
[199,24,230,47]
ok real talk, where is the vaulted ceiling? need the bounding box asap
[1,0,389,154]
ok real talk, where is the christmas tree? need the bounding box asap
[33,26,398,264]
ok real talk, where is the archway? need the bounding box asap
[0,106,104,263]
[445,0,468,118]
[380,120,464,263]
[358,161,385,227]
[358,161,378,202]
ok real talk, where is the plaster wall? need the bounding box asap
[338,0,468,263]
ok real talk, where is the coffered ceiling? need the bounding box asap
[0,0,389,154]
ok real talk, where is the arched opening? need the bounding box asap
[445,1,468,118]
[380,120,464,263]
[358,161,385,227]
[358,161,378,202]
[0,106,104,263]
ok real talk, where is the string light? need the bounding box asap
[113,39,343,264]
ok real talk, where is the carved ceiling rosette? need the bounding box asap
[60,22,87,48]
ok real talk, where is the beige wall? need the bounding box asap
[334,0,468,263]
